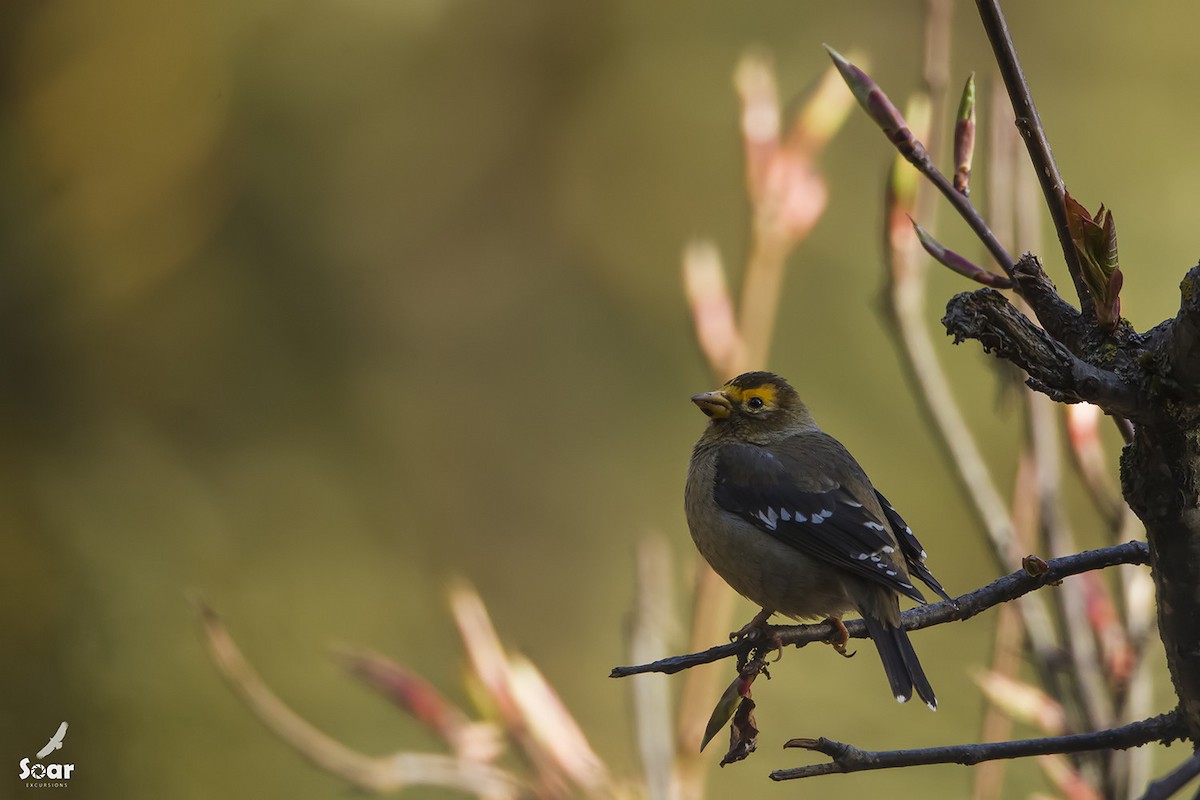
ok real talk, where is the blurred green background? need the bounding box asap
[2,1,1195,797]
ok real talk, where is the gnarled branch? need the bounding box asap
[943,288,1145,419]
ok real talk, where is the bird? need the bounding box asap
[36,722,68,759]
[684,371,951,709]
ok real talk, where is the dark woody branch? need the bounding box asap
[769,710,1183,781]
[609,541,1148,679]
[943,288,1146,420]
[826,46,1014,280]
[1138,750,1200,800]
[1009,253,1087,355]
[1158,265,1200,401]
[974,0,1092,313]
[828,46,1092,343]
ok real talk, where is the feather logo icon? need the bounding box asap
[35,722,68,760]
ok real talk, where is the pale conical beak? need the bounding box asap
[691,391,732,419]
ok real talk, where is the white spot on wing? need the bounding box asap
[843,500,863,508]
[780,509,791,522]
[856,553,869,560]
[882,546,895,554]
[864,521,886,531]
[886,569,897,577]
[794,511,808,523]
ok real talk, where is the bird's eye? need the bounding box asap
[746,396,765,410]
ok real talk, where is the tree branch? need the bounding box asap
[609,542,1148,679]
[769,711,1184,781]
[1138,750,1200,800]
[1160,265,1200,401]
[943,288,1145,420]
[197,601,519,798]
[1010,253,1087,354]
[974,0,1091,312]
[828,46,1015,278]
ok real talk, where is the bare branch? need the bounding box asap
[628,538,678,800]
[943,288,1144,419]
[609,542,1149,679]
[197,601,519,799]
[335,648,501,763]
[1009,253,1087,354]
[769,711,1183,781]
[912,220,1012,288]
[974,0,1091,312]
[1138,751,1200,800]
[883,109,1063,704]
[826,46,1015,276]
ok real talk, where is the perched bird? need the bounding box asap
[684,371,951,709]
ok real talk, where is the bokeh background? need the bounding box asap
[2,1,1195,797]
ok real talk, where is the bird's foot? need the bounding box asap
[730,608,783,662]
[824,616,855,658]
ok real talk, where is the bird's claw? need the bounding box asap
[730,610,784,662]
[824,616,855,659]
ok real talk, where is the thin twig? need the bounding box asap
[830,46,1015,275]
[674,563,738,800]
[881,91,1061,685]
[1120,514,1160,796]
[1031,388,1115,736]
[1028,383,1114,793]
[769,711,1183,781]
[915,150,1015,276]
[918,0,953,222]
[971,85,1031,800]
[197,601,519,799]
[609,542,1149,678]
[973,0,1089,309]
[628,538,678,800]
[1138,751,1200,800]
[674,59,849,799]
[335,647,501,763]
[973,440,1038,800]
[738,235,791,369]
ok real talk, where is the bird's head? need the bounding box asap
[691,371,816,441]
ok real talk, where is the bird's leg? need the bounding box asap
[824,616,855,658]
[730,608,783,662]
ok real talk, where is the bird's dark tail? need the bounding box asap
[861,613,937,710]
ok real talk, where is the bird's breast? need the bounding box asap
[685,450,854,619]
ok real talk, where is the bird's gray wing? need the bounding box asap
[713,442,926,604]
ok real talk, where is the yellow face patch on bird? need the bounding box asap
[692,372,806,428]
[692,379,782,420]
[723,382,779,411]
